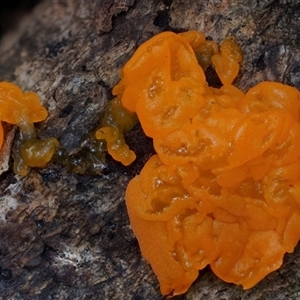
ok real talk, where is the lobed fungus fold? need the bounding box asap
[115,31,300,296]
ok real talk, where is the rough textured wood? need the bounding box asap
[0,0,300,299]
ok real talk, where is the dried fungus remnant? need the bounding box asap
[114,31,300,297]
[0,81,137,176]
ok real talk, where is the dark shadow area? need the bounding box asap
[0,0,41,37]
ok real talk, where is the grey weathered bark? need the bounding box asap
[0,0,300,299]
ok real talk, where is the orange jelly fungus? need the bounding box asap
[0,81,56,176]
[0,82,47,124]
[113,30,300,296]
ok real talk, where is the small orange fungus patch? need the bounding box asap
[0,82,47,150]
[0,81,48,126]
[115,31,300,296]
[95,97,137,165]
[0,81,58,176]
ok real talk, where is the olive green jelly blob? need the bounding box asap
[13,128,59,176]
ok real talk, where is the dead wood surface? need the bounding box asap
[0,1,300,299]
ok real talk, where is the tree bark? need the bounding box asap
[0,0,300,299]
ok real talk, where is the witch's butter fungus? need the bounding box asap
[114,31,300,296]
